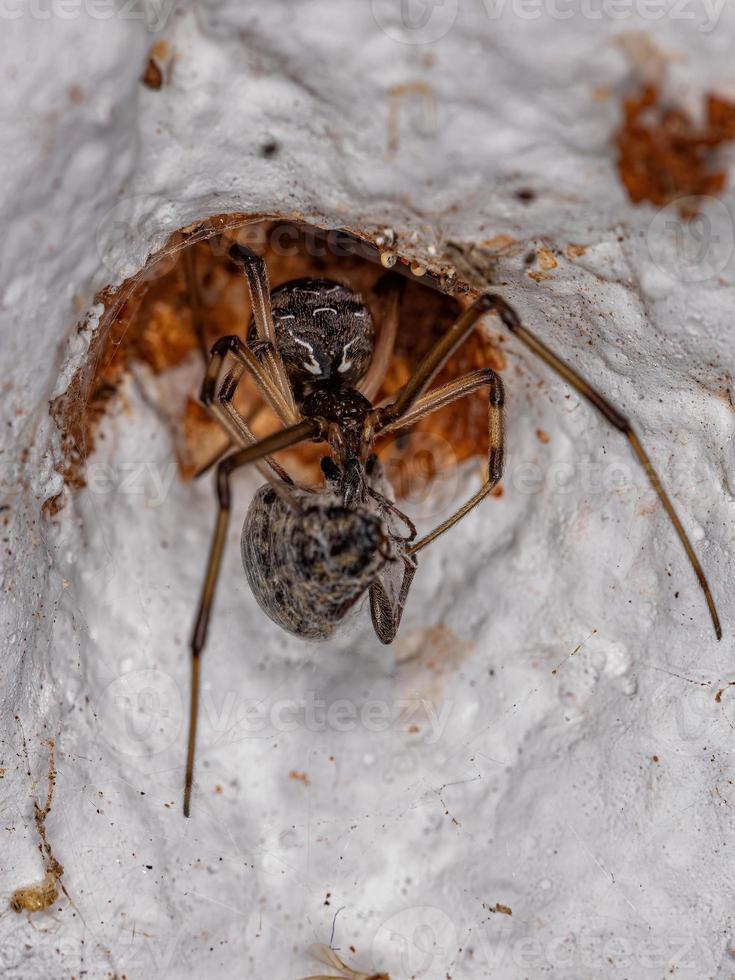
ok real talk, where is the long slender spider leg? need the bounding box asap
[380,294,501,423]
[202,335,294,426]
[383,289,720,639]
[201,336,296,484]
[381,368,505,555]
[364,483,417,541]
[359,275,401,401]
[181,244,209,361]
[194,399,267,480]
[227,241,298,421]
[485,294,722,641]
[369,556,418,645]
[183,418,321,818]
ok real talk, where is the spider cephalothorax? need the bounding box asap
[263,278,375,386]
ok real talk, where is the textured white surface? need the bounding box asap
[1,2,735,978]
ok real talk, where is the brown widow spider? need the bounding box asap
[182,230,721,817]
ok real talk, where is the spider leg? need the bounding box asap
[193,398,266,480]
[181,244,209,361]
[202,334,295,425]
[369,555,418,645]
[380,294,501,423]
[359,275,401,401]
[493,295,721,640]
[227,241,298,421]
[381,368,505,555]
[200,334,302,487]
[184,418,320,817]
[381,291,721,640]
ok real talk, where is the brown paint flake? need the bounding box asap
[141,40,173,91]
[615,84,735,215]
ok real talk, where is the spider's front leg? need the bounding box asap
[227,241,297,419]
[377,290,720,639]
[380,367,505,555]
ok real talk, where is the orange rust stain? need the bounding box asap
[289,770,310,787]
[615,85,735,216]
[536,428,550,444]
[537,247,557,271]
[482,233,517,252]
[141,41,173,91]
[566,243,587,258]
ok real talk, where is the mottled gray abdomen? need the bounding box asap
[241,485,388,640]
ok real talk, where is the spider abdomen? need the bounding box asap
[241,485,388,640]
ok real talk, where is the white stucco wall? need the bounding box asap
[1,2,734,977]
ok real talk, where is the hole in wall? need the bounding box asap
[49,215,507,515]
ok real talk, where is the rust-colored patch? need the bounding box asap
[289,770,310,787]
[537,247,557,271]
[615,84,735,216]
[566,243,587,259]
[482,233,518,253]
[536,428,550,444]
[487,902,513,916]
[49,219,505,507]
[141,59,163,91]
[141,40,173,91]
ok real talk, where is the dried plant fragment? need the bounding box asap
[9,735,71,917]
